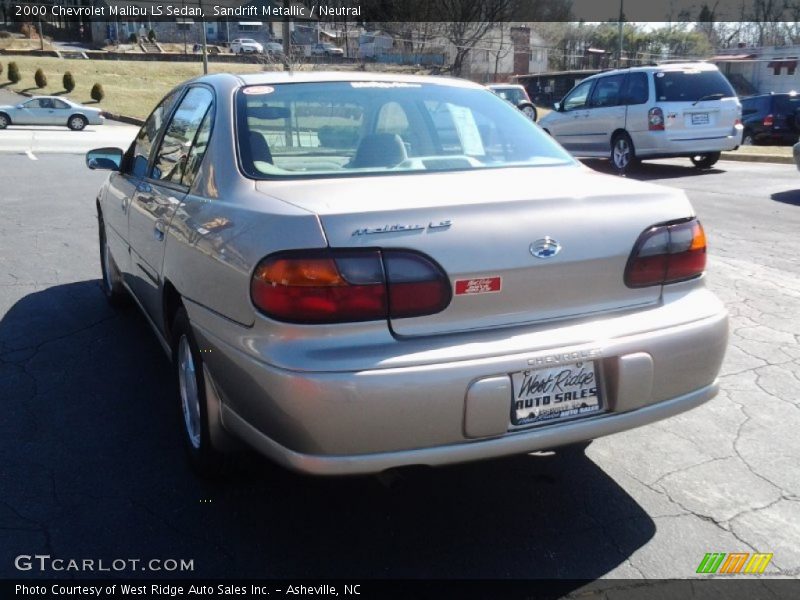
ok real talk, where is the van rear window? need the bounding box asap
[654,70,735,102]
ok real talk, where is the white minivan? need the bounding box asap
[538,63,743,170]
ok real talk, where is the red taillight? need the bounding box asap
[648,107,665,131]
[625,219,707,288]
[763,114,774,127]
[251,249,451,323]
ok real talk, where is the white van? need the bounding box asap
[538,63,743,170]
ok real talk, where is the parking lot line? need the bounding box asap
[25,150,37,161]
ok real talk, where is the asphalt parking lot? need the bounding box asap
[1,120,799,583]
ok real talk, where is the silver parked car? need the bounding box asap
[0,96,103,130]
[87,72,728,476]
[538,63,743,170]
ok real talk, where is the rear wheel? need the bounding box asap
[0,113,9,129]
[68,114,87,131]
[690,152,721,169]
[611,132,636,172]
[98,213,128,306]
[519,102,538,122]
[173,307,225,477]
[742,130,755,145]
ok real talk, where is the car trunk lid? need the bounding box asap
[256,166,695,336]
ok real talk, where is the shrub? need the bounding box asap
[90,83,104,102]
[128,33,137,44]
[63,71,75,93]
[147,29,157,43]
[0,62,3,77]
[7,61,20,84]
[0,31,12,39]
[34,68,47,89]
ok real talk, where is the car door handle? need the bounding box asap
[154,220,166,242]
[121,197,129,213]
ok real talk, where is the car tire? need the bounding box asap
[690,152,721,169]
[0,113,9,129]
[172,307,226,477]
[742,130,755,145]
[611,132,636,172]
[68,115,87,131]
[519,102,538,122]
[98,213,128,307]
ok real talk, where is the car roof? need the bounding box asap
[222,71,484,90]
[585,62,720,81]
[488,84,523,89]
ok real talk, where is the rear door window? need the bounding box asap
[622,72,649,105]
[654,69,735,102]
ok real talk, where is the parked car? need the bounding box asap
[86,72,727,477]
[230,38,263,55]
[538,63,743,170]
[740,92,800,145]
[263,42,284,57]
[311,42,344,57]
[488,84,538,121]
[0,96,103,131]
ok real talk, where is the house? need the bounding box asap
[449,24,549,83]
[713,44,800,96]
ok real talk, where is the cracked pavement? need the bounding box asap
[0,154,798,583]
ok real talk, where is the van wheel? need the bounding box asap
[173,307,226,477]
[690,152,720,169]
[611,133,636,172]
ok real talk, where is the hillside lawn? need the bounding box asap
[0,56,265,119]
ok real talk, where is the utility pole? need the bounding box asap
[282,18,291,71]
[200,1,208,74]
[617,0,624,68]
[37,19,44,52]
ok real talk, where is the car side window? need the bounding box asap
[150,87,214,186]
[589,74,626,108]
[128,90,181,178]
[562,80,594,111]
[182,108,213,188]
[622,73,649,105]
[52,99,69,110]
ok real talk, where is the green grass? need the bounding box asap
[1,56,264,119]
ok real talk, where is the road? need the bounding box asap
[0,121,798,583]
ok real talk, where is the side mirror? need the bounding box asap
[553,101,561,112]
[86,147,123,171]
[16,104,24,109]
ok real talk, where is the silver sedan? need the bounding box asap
[86,72,728,477]
[0,96,103,130]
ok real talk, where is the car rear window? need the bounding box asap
[654,69,735,102]
[236,81,573,179]
[773,95,800,114]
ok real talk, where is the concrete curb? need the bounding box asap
[721,152,795,165]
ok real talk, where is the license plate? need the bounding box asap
[691,113,709,125]
[511,360,602,426]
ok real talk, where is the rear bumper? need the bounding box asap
[222,382,719,476]
[634,130,742,157]
[187,282,728,475]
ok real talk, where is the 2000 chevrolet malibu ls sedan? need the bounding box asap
[86,72,728,476]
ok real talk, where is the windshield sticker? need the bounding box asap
[448,104,485,156]
[243,86,275,95]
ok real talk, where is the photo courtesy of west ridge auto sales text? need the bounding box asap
[0,1,798,599]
